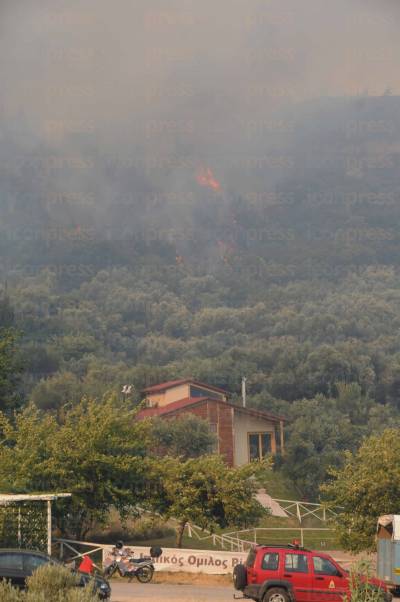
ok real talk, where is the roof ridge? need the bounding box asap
[143,378,228,395]
[137,395,285,423]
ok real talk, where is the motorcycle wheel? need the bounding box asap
[103,564,116,579]
[136,566,154,583]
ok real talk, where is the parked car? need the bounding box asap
[0,549,111,599]
[233,543,392,602]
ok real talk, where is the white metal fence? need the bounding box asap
[273,499,340,523]
[54,498,340,562]
[222,527,337,549]
[55,534,350,576]
[56,526,337,566]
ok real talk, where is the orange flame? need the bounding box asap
[196,167,221,192]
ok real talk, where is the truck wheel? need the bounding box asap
[233,564,247,591]
[263,587,290,602]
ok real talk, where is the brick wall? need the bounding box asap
[169,400,235,466]
[216,402,234,466]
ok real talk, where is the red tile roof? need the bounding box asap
[142,379,228,395]
[136,397,208,420]
[136,396,285,423]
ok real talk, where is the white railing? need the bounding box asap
[55,538,107,570]
[136,508,254,552]
[55,529,339,564]
[272,499,340,523]
[185,522,254,552]
[222,527,336,549]
[55,498,341,561]
[55,539,356,574]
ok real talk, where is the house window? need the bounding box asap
[248,433,272,461]
[190,386,224,400]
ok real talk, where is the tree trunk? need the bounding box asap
[176,521,186,548]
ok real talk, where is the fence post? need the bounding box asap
[59,541,63,560]
[254,529,257,543]
[300,529,304,547]
[17,508,21,547]
[47,501,52,556]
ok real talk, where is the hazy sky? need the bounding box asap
[1,0,399,241]
[1,0,399,130]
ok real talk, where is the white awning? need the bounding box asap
[377,515,400,540]
[0,493,71,504]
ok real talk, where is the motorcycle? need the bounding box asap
[103,546,162,583]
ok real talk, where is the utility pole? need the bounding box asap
[241,376,247,407]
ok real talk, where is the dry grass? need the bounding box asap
[152,571,232,586]
[110,571,232,586]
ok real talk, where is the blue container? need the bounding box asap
[377,515,400,588]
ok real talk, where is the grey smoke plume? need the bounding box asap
[0,0,398,242]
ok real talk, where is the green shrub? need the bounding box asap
[131,517,175,541]
[26,588,100,602]
[26,563,79,597]
[27,564,99,601]
[90,513,175,544]
[0,564,101,602]
[343,560,388,602]
[64,590,100,602]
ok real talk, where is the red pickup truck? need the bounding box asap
[233,544,392,602]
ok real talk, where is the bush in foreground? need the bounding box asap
[0,580,22,602]
[0,564,99,602]
[344,560,388,602]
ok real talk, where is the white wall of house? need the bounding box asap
[233,412,276,466]
[147,383,190,407]
[164,383,190,404]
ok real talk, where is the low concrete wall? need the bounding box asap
[103,545,247,574]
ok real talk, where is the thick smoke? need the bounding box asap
[0,0,399,250]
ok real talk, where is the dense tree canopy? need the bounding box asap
[0,294,21,412]
[2,97,400,498]
[150,414,218,459]
[0,398,266,541]
[282,383,400,497]
[322,429,400,552]
[0,397,151,538]
[146,455,268,547]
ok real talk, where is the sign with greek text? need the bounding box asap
[102,545,247,574]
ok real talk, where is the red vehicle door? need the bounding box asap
[311,554,349,602]
[283,551,313,602]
